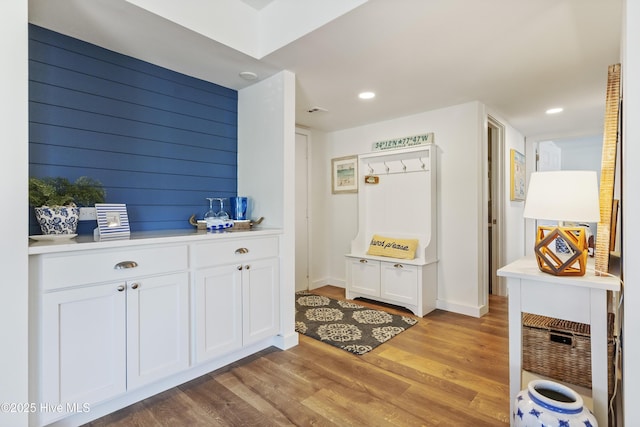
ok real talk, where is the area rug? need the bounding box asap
[295,291,418,355]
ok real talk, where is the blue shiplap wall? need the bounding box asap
[29,25,238,234]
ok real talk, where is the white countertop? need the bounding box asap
[497,256,620,291]
[28,227,283,255]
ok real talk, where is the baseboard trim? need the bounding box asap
[274,332,299,350]
[310,278,345,290]
[436,299,488,318]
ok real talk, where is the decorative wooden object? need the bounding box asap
[610,199,619,251]
[534,226,588,276]
[595,63,621,274]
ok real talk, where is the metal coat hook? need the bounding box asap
[383,161,390,173]
[400,159,407,172]
[419,157,426,170]
[368,163,373,174]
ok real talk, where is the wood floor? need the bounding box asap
[85,286,510,427]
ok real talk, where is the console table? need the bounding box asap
[498,256,620,426]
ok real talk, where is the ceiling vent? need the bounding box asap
[307,106,328,113]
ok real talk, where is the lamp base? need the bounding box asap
[534,226,588,276]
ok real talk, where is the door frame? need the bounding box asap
[486,115,506,296]
[294,128,311,291]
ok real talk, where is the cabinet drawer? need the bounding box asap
[346,257,381,297]
[380,261,418,303]
[192,236,278,268]
[37,245,188,291]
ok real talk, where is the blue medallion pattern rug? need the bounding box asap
[295,291,418,355]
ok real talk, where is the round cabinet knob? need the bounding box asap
[117,285,125,292]
[359,259,368,263]
[394,263,404,268]
[237,265,243,270]
[131,283,139,289]
[245,265,250,270]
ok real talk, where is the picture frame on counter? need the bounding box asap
[95,203,130,240]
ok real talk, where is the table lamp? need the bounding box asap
[523,171,600,276]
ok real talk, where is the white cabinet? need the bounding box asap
[40,273,189,417]
[242,258,280,344]
[41,282,127,420]
[380,260,418,304]
[126,273,190,389]
[346,256,433,316]
[194,264,243,360]
[33,245,189,426]
[346,145,438,317]
[193,237,279,363]
[29,231,287,427]
[345,257,380,297]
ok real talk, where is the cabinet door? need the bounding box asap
[346,257,380,297]
[41,283,126,424]
[126,273,190,389]
[242,258,280,345]
[194,265,243,362]
[380,261,418,304]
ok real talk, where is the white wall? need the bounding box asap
[554,135,602,174]
[623,0,640,423]
[310,101,527,316]
[523,134,604,254]
[238,72,291,229]
[238,70,298,348]
[1,1,29,426]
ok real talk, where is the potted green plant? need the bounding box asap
[29,176,106,235]
[70,176,107,207]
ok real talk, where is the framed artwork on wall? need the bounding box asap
[510,149,526,201]
[331,155,358,194]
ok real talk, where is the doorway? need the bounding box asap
[295,129,310,292]
[487,116,506,296]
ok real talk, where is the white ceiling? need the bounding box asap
[28,0,622,139]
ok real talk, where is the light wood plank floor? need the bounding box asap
[85,286,510,426]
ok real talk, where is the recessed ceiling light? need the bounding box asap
[239,71,258,81]
[358,91,375,100]
[546,107,564,114]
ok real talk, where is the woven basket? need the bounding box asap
[522,312,615,395]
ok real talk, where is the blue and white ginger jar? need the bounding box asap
[513,380,597,427]
[34,205,80,234]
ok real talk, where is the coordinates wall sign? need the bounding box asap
[371,132,434,152]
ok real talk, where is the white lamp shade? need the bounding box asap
[523,171,600,222]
